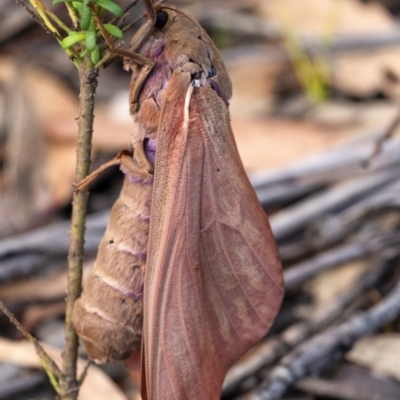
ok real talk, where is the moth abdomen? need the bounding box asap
[73,177,153,363]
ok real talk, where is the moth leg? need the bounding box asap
[120,151,153,182]
[133,141,154,174]
[74,150,132,191]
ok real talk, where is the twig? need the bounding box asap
[252,135,400,208]
[309,180,400,248]
[284,231,400,292]
[239,257,400,400]
[14,0,50,34]
[270,168,399,241]
[62,56,98,400]
[77,360,92,386]
[0,299,63,391]
[366,105,400,165]
[115,0,141,27]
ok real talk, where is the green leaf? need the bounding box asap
[104,23,123,39]
[61,32,85,49]
[79,48,89,57]
[80,0,92,30]
[96,0,123,17]
[72,1,83,12]
[52,0,73,4]
[91,46,100,64]
[85,29,97,51]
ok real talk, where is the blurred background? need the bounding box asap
[1,0,400,399]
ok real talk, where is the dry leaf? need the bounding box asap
[347,334,400,381]
[0,337,127,400]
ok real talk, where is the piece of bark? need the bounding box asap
[239,258,400,400]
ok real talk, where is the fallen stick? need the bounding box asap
[270,168,399,241]
[0,210,109,257]
[252,136,400,209]
[284,231,400,291]
[309,180,400,248]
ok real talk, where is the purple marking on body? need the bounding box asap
[123,288,143,300]
[132,252,147,261]
[99,274,143,300]
[139,38,171,104]
[126,173,153,185]
[137,213,150,222]
[145,138,157,165]
[117,243,147,260]
[120,164,153,185]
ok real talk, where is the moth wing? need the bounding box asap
[142,70,284,399]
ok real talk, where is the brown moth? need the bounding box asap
[73,2,284,398]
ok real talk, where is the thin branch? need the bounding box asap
[28,0,61,39]
[15,0,50,34]
[114,0,141,27]
[366,105,400,165]
[61,55,98,400]
[0,299,63,392]
[41,6,71,35]
[122,15,143,32]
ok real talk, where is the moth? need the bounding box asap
[72,2,284,399]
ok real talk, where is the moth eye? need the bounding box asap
[208,65,216,78]
[155,10,168,28]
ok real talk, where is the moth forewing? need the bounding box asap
[141,9,284,398]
